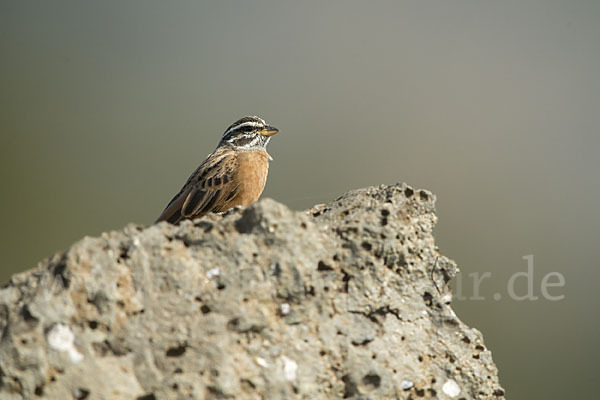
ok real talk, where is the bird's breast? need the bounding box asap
[231,149,271,207]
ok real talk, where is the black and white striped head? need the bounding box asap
[219,116,279,150]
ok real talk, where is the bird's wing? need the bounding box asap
[154,150,239,224]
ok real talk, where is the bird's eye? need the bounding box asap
[241,126,254,132]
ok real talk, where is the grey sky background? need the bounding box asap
[1,1,599,398]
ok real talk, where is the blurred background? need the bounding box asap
[1,1,598,398]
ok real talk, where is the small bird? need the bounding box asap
[154,116,279,224]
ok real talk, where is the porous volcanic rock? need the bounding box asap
[0,184,505,399]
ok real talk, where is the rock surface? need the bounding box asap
[0,184,505,399]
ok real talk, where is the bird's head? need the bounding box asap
[219,116,279,150]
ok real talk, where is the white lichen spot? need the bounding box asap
[255,357,268,367]
[47,323,73,352]
[69,348,84,363]
[441,293,452,304]
[206,268,220,279]
[401,380,414,390]
[280,303,291,315]
[281,356,297,381]
[442,379,461,398]
[47,323,84,363]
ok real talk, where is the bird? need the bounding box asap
[154,116,279,224]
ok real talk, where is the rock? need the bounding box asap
[0,183,505,399]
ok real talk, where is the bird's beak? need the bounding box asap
[260,125,279,136]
